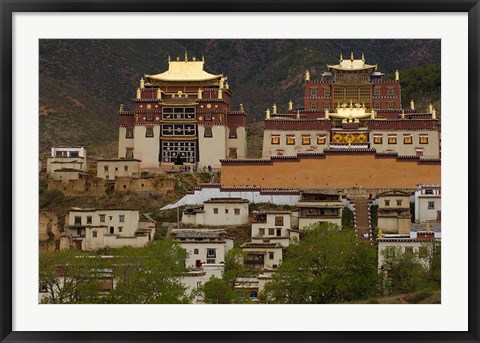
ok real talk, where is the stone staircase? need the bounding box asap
[351,197,371,240]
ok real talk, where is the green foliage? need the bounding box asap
[261,223,379,303]
[200,248,253,304]
[370,204,378,239]
[341,206,354,230]
[108,240,190,304]
[381,241,440,295]
[39,249,109,304]
[39,189,65,208]
[400,63,441,110]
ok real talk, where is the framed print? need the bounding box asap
[1,1,479,342]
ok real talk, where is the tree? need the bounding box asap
[39,249,109,304]
[261,223,379,304]
[107,240,190,304]
[201,248,254,304]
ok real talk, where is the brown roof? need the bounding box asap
[204,198,249,204]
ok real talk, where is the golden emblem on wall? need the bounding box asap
[219,114,223,123]
[332,133,343,143]
[207,103,212,109]
[146,104,151,109]
[344,134,355,144]
[357,133,367,143]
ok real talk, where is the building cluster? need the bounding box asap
[41,52,442,303]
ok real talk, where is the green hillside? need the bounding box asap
[39,39,441,158]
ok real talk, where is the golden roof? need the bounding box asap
[327,53,377,71]
[146,60,222,82]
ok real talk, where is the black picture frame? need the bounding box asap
[1,1,479,342]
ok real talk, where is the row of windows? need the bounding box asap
[74,214,125,225]
[373,134,429,145]
[385,246,428,258]
[309,87,330,97]
[213,208,241,215]
[257,228,283,237]
[192,248,216,258]
[272,135,327,145]
[374,87,396,96]
[103,165,129,173]
[126,127,238,139]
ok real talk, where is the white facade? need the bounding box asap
[250,211,300,247]
[47,147,87,174]
[181,198,249,226]
[241,243,283,270]
[60,209,155,251]
[414,185,441,223]
[171,229,234,268]
[97,159,141,180]
[180,265,224,303]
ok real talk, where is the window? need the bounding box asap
[228,148,237,159]
[323,87,330,96]
[425,189,434,195]
[118,226,123,233]
[258,228,265,236]
[236,292,244,299]
[194,249,199,254]
[384,200,390,206]
[86,216,92,224]
[276,229,282,237]
[104,165,108,172]
[404,135,413,144]
[196,281,202,289]
[374,102,380,109]
[275,216,284,226]
[428,201,435,209]
[374,87,381,96]
[229,127,237,139]
[317,135,326,145]
[387,102,395,109]
[302,136,311,145]
[396,200,402,206]
[146,112,154,121]
[387,87,394,96]
[310,87,318,97]
[323,103,330,110]
[268,228,275,236]
[74,216,81,225]
[388,135,397,144]
[276,150,284,156]
[204,113,212,121]
[204,127,212,138]
[115,167,118,171]
[418,246,428,258]
[373,135,383,144]
[119,215,125,223]
[419,135,429,144]
[207,249,216,258]
[145,127,154,137]
[286,136,295,145]
[126,148,134,159]
[99,214,105,223]
[92,231,97,238]
[249,291,258,299]
[234,208,240,215]
[225,208,229,214]
[110,227,114,234]
[405,246,414,254]
[271,135,280,145]
[310,102,318,110]
[269,252,274,260]
[126,128,134,138]
[416,148,424,156]
[213,208,218,214]
[206,259,216,264]
[124,166,128,172]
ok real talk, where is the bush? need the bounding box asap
[39,189,64,208]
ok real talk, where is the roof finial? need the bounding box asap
[395,69,400,81]
[272,103,277,114]
[168,55,171,63]
[350,52,354,61]
[361,52,365,61]
[340,52,343,62]
[305,70,310,81]
[288,100,293,111]
[410,99,415,110]
[185,51,188,61]
[266,108,270,120]
[428,103,433,114]
[296,110,300,119]
[202,55,205,62]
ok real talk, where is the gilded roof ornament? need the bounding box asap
[395,70,400,81]
[410,99,415,110]
[340,53,343,62]
[350,52,354,61]
[266,108,271,119]
[305,70,310,81]
[361,52,365,61]
[185,51,188,61]
[240,104,244,112]
[288,100,293,111]
[272,103,277,114]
